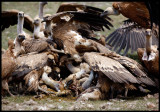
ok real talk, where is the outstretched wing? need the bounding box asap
[45,11,113,38]
[42,11,113,55]
[105,20,158,55]
[111,55,156,86]
[57,3,110,18]
[1,9,34,32]
[84,52,139,84]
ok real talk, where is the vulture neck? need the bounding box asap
[66,62,80,73]
[34,25,40,35]
[17,17,24,35]
[146,35,152,56]
[45,21,51,32]
[39,3,44,19]
[42,71,60,92]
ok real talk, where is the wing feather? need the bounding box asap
[84,52,139,84]
[1,9,33,32]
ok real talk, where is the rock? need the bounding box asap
[32,105,49,110]
[147,94,153,98]
[106,102,113,106]
[87,104,94,109]
[58,105,63,109]
[153,93,159,98]
[47,104,56,109]
[147,102,156,108]
[2,100,9,105]
[23,99,37,105]
[100,104,108,110]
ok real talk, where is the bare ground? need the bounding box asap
[2,93,159,111]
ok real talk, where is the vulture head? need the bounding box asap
[18,11,24,18]
[42,14,52,23]
[100,7,120,17]
[40,2,48,6]
[145,29,152,37]
[33,17,42,26]
[17,34,25,42]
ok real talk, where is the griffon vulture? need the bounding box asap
[137,29,159,87]
[2,39,17,96]
[10,52,59,94]
[1,2,48,40]
[42,10,113,62]
[101,2,159,55]
[77,51,156,100]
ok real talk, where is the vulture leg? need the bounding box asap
[82,70,94,90]
[124,88,128,97]
[48,44,65,54]
[38,85,56,95]
[109,86,114,99]
[2,80,14,97]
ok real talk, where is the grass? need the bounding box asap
[2,95,159,110]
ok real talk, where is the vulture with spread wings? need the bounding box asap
[101,2,159,55]
[42,4,113,61]
[1,9,34,32]
[1,2,48,33]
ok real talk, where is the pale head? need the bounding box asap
[100,7,120,17]
[18,11,24,18]
[42,14,52,23]
[17,34,25,42]
[145,29,152,37]
[33,17,42,26]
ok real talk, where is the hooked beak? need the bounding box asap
[18,34,25,42]
[41,19,45,23]
[100,11,109,17]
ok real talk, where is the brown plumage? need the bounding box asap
[11,52,49,80]
[24,69,43,92]
[21,37,64,54]
[1,2,48,33]
[57,2,109,17]
[13,34,26,57]
[101,2,159,55]
[42,10,113,61]
[113,2,150,28]
[137,45,159,76]
[2,39,17,96]
[84,52,139,84]
[1,9,33,32]
[2,48,6,54]
[82,51,156,98]
[137,29,159,77]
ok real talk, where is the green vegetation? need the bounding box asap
[2,95,159,110]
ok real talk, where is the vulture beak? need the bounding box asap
[100,7,120,17]
[33,19,39,25]
[41,19,45,23]
[145,29,152,36]
[100,11,109,17]
[18,12,24,18]
[18,34,25,42]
